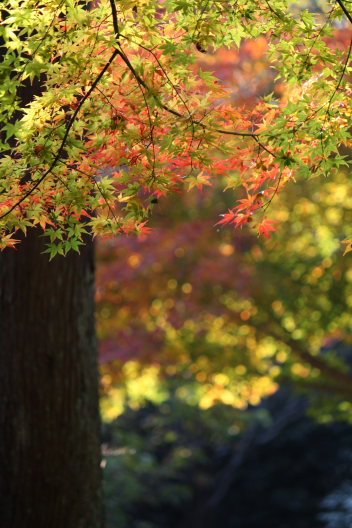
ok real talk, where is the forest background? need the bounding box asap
[95,3,352,526]
[0,0,352,526]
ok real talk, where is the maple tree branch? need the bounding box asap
[191,0,211,43]
[262,169,283,211]
[327,35,352,115]
[0,49,119,220]
[336,0,352,23]
[109,0,120,39]
[264,0,283,19]
[252,135,277,158]
[115,45,259,138]
[116,34,278,162]
[319,35,352,159]
[299,6,336,77]
[121,36,197,145]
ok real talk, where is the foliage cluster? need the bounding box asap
[0,1,351,256]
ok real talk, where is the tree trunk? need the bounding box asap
[0,230,103,528]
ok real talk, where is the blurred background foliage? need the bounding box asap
[96,8,352,526]
[97,157,352,422]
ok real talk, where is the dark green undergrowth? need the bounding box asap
[103,389,352,528]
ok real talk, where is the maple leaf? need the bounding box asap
[215,210,236,226]
[234,197,255,212]
[0,233,20,250]
[187,171,214,191]
[342,239,352,255]
[233,214,253,228]
[257,218,278,238]
[136,221,153,236]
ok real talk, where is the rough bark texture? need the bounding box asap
[0,230,103,528]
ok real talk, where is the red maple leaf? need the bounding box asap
[257,218,278,238]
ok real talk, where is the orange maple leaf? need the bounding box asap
[258,218,278,238]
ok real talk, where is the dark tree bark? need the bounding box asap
[0,231,103,528]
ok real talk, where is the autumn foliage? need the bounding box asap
[0,1,351,256]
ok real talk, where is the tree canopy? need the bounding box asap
[0,0,351,257]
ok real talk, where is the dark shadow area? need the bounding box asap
[103,385,352,528]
